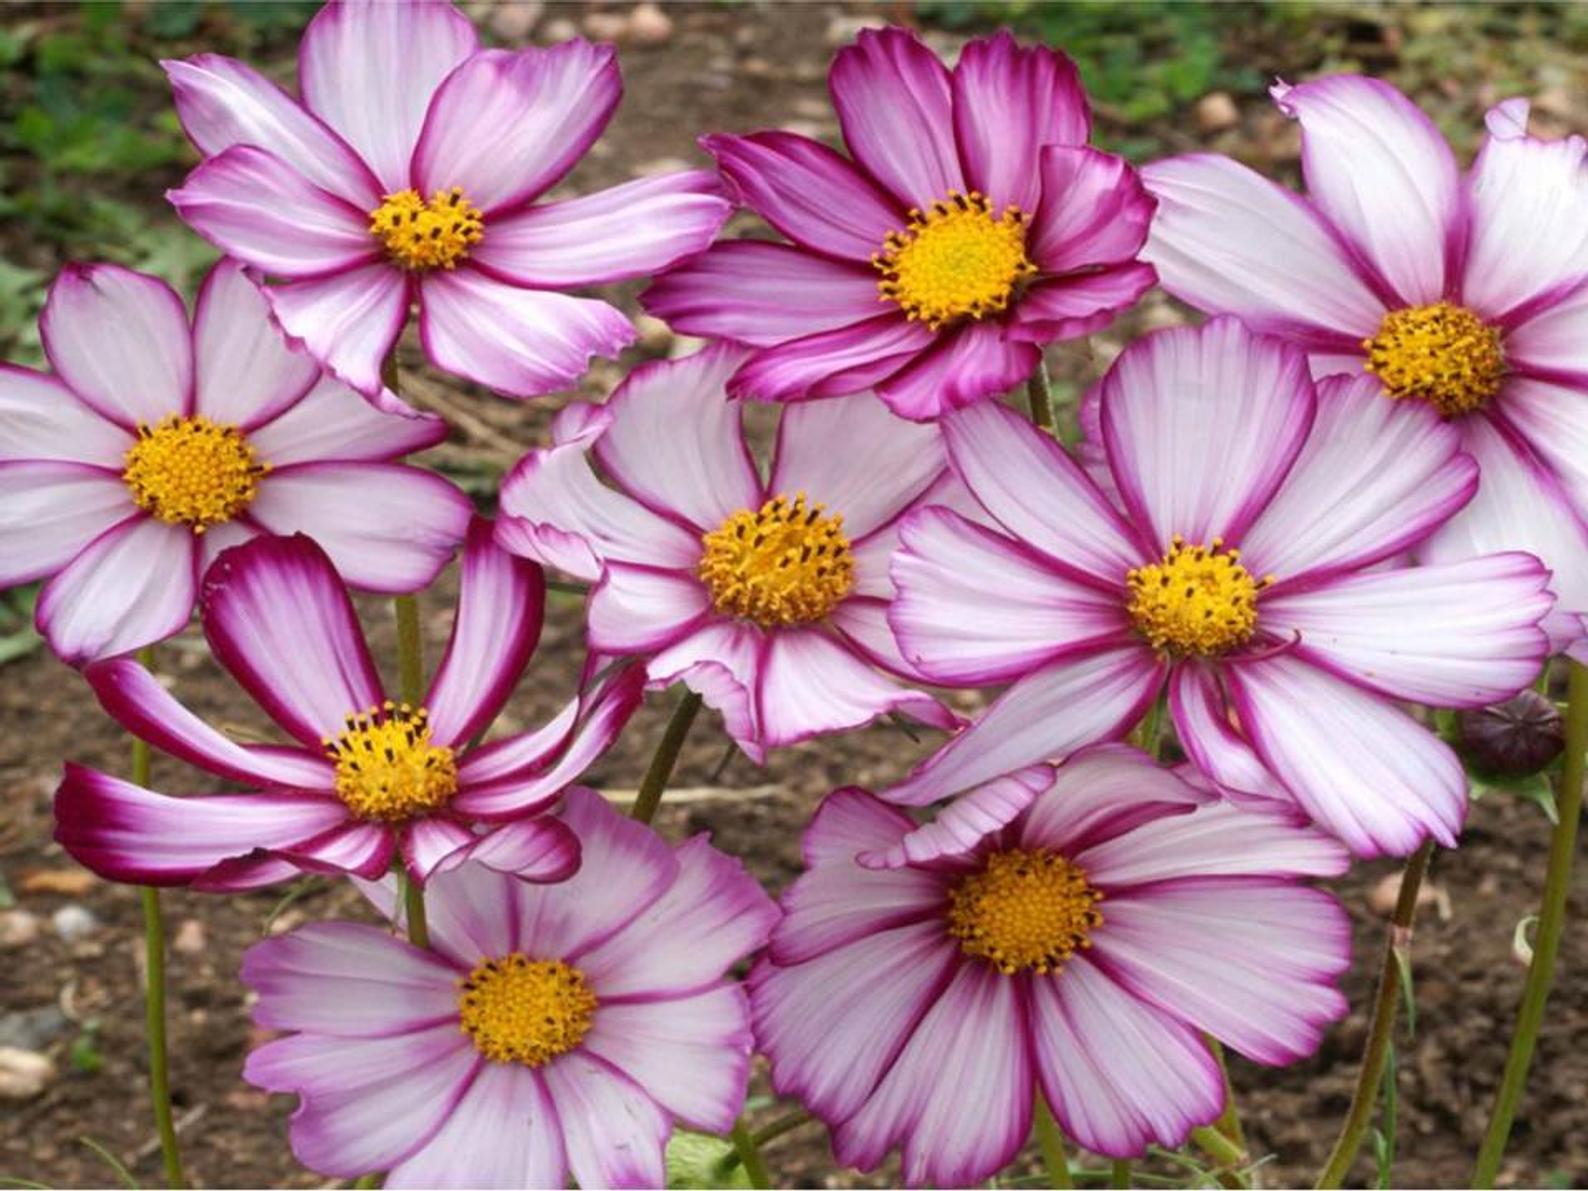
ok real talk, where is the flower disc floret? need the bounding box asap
[323,702,458,822]
[458,953,598,1067]
[873,191,1036,330]
[947,848,1103,975]
[369,187,485,271]
[698,492,854,626]
[121,414,267,533]
[1126,535,1269,657]
[1363,302,1504,417]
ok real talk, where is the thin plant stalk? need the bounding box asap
[393,588,427,949]
[1109,1160,1131,1188]
[1026,357,1055,430]
[1033,1093,1075,1190]
[730,1119,771,1189]
[1314,838,1435,1188]
[132,646,184,1188]
[1471,659,1588,1186]
[1208,1038,1246,1150]
[630,689,703,824]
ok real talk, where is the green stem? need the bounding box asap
[630,689,703,824]
[1033,1093,1075,1190]
[1026,357,1055,430]
[1208,1037,1246,1151]
[1109,1160,1131,1188]
[1191,1125,1247,1177]
[394,593,423,705]
[1472,659,1588,1186]
[402,872,430,950]
[730,1119,771,1189]
[752,1110,811,1148]
[1314,838,1435,1189]
[132,648,184,1189]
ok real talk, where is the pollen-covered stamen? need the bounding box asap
[948,848,1103,976]
[121,414,268,533]
[1364,302,1504,417]
[369,187,484,271]
[323,702,457,822]
[458,954,598,1066]
[873,190,1036,331]
[1126,535,1271,657]
[698,492,854,627]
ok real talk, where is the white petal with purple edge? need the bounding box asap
[192,259,321,429]
[877,321,1041,421]
[264,262,410,397]
[1503,286,1588,383]
[419,269,633,400]
[1499,377,1588,526]
[1168,663,1280,802]
[384,1063,563,1190]
[248,375,445,465]
[859,766,1055,871]
[728,314,933,404]
[442,817,580,884]
[40,265,194,429]
[0,463,133,586]
[587,564,711,655]
[540,1053,668,1190]
[648,621,762,758]
[1018,745,1204,856]
[0,365,132,466]
[1273,76,1461,306]
[297,0,478,193]
[1227,652,1467,856]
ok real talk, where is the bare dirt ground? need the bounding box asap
[2,3,1586,1188]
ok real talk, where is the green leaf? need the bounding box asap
[665,1131,750,1190]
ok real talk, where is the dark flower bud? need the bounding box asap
[1458,690,1564,779]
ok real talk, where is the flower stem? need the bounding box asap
[394,593,423,705]
[1109,1160,1131,1188]
[730,1118,772,1189]
[1033,1093,1075,1189]
[132,649,184,1189]
[630,689,703,824]
[1191,1125,1246,1170]
[401,871,429,949]
[1314,838,1435,1189]
[1471,658,1588,1187]
[1026,357,1055,430]
[1208,1038,1246,1150]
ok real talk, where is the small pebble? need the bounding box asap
[51,905,100,942]
[1367,872,1443,918]
[0,910,42,951]
[0,1048,55,1100]
[539,16,579,43]
[1194,91,1241,134]
[172,918,207,956]
[627,2,673,45]
[0,1007,69,1051]
[487,0,542,40]
[582,11,628,41]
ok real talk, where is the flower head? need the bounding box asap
[242,790,777,1188]
[644,27,1156,420]
[752,748,1351,1185]
[164,0,731,400]
[495,342,959,761]
[1142,78,1588,658]
[884,318,1554,856]
[53,522,644,888]
[0,259,469,663]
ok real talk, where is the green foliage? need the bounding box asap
[67,1020,106,1075]
[664,1130,752,1190]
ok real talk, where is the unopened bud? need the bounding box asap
[1458,690,1563,778]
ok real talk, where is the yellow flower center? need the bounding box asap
[947,848,1103,975]
[369,187,484,271]
[873,190,1036,331]
[1125,536,1270,657]
[323,702,458,822]
[458,954,598,1066]
[121,414,268,534]
[697,492,853,627]
[1363,302,1504,417]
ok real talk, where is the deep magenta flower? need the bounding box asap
[0,260,468,663]
[644,27,1155,420]
[242,791,777,1188]
[884,318,1553,856]
[165,0,730,400]
[1144,80,1588,655]
[752,748,1350,1184]
[54,523,643,888]
[495,342,957,761]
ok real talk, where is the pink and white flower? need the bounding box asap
[884,318,1554,856]
[242,789,777,1188]
[495,342,957,762]
[0,259,469,663]
[54,523,643,888]
[1143,78,1588,655]
[752,747,1351,1185]
[644,27,1155,420]
[165,0,730,400]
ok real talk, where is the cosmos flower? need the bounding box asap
[54,523,643,888]
[165,0,730,401]
[751,747,1351,1185]
[242,789,777,1189]
[884,318,1553,856]
[644,27,1155,420]
[495,342,957,762]
[1143,79,1588,656]
[0,259,469,663]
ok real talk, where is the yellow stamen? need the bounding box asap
[458,954,597,1066]
[121,414,267,533]
[1363,302,1504,417]
[698,492,853,627]
[873,190,1036,331]
[323,702,457,822]
[1125,535,1270,657]
[947,848,1103,975]
[369,187,484,271]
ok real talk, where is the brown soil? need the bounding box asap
[2,3,1587,1189]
